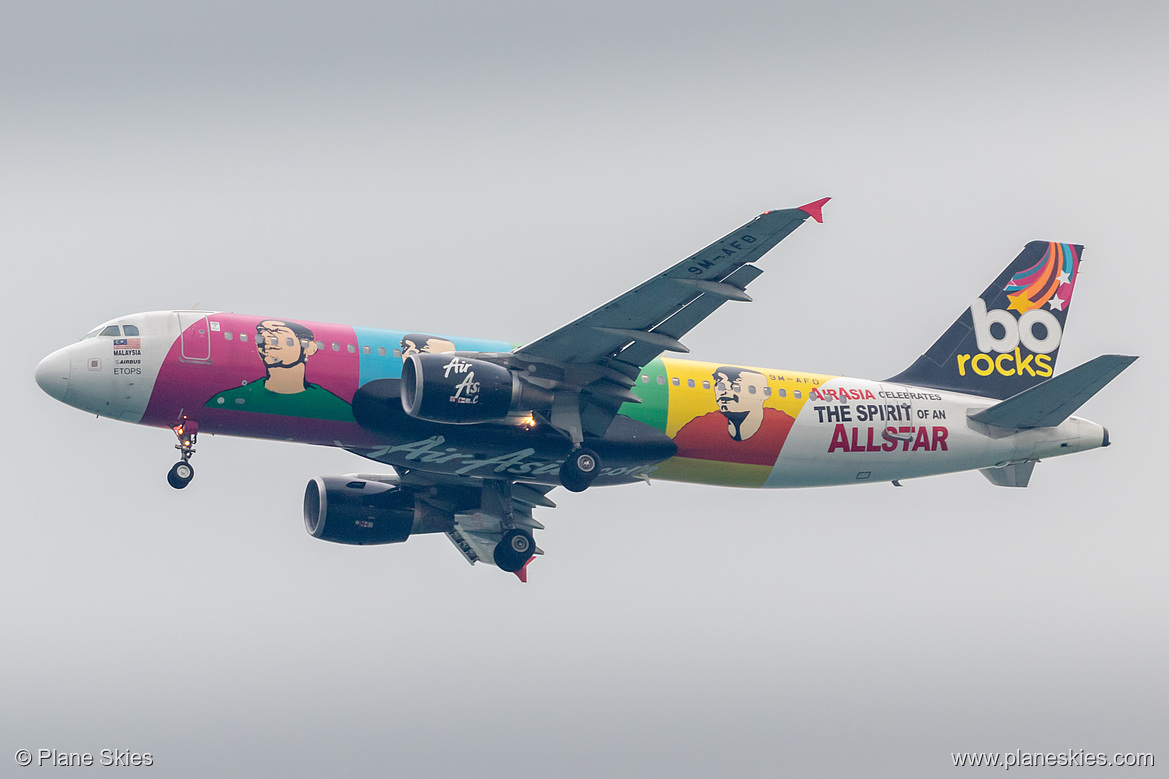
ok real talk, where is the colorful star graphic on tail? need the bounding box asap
[1003,242,1079,313]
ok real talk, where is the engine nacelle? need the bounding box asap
[400,353,549,424]
[303,476,418,545]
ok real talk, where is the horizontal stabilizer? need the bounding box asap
[980,461,1036,488]
[969,354,1137,429]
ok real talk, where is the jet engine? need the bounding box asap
[400,353,551,424]
[303,476,452,545]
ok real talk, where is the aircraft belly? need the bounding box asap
[350,386,675,486]
[347,429,668,487]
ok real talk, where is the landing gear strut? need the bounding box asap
[493,528,535,573]
[559,446,599,493]
[168,419,198,489]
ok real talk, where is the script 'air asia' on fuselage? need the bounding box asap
[35,200,1136,580]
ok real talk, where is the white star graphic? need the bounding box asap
[1048,294,1065,311]
[1057,270,1071,286]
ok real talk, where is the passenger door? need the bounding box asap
[176,311,211,362]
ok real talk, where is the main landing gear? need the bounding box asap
[558,446,599,493]
[493,528,535,573]
[167,419,198,489]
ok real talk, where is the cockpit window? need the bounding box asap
[100,325,121,337]
[123,324,140,336]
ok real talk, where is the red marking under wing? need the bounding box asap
[514,556,535,583]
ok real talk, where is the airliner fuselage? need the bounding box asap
[35,309,1108,490]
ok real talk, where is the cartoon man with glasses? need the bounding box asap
[206,319,354,421]
[672,365,795,465]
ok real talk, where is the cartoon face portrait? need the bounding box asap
[671,364,795,467]
[399,333,456,361]
[713,366,768,441]
[255,319,318,374]
[714,367,768,419]
[205,318,354,422]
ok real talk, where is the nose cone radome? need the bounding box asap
[35,348,71,401]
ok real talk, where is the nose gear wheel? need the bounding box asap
[168,419,198,489]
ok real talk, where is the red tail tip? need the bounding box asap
[798,197,831,223]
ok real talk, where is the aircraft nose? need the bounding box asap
[35,348,71,401]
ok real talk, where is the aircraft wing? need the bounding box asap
[516,200,827,371]
[508,200,828,436]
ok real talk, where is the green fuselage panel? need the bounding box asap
[619,358,669,432]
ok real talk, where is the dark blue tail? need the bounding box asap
[887,241,1083,399]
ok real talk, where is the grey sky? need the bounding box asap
[2,1,1165,776]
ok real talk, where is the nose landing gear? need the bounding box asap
[168,419,198,489]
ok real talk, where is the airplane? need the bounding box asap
[34,199,1136,580]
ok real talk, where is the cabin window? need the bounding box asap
[332,343,339,351]
[641,375,649,383]
[794,390,802,399]
[100,325,121,337]
[224,332,233,340]
[378,346,386,357]
[286,337,295,347]
[123,324,140,336]
[702,380,710,389]
[687,378,695,388]
[748,385,756,394]
[778,388,787,397]
[671,377,680,386]
[348,344,356,353]
[657,375,665,385]
[362,345,370,354]
[763,386,771,397]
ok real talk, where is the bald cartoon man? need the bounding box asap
[206,319,354,421]
[671,366,795,466]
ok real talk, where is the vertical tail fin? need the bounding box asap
[887,241,1083,398]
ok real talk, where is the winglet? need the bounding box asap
[514,556,535,583]
[798,197,831,223]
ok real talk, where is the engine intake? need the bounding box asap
[304,476,417,545]
[400,353,550,424]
